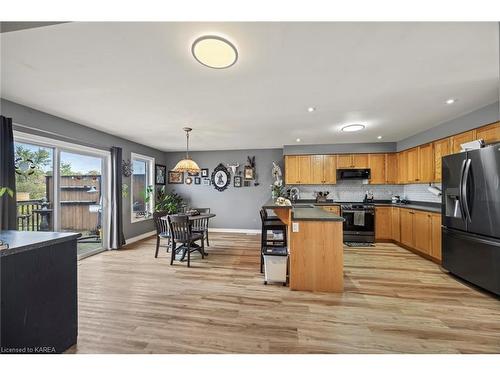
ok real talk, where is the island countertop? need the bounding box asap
[0,231,80,257]
[262,199,343,222]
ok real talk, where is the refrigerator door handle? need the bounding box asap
[462,158,472,222]
[458,158,467,222]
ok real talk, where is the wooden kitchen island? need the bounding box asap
[262,200,345,292]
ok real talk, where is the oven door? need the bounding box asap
[342,210,375,234]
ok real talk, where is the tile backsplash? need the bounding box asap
[288,181,442,203]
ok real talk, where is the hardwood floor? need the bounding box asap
[67,233,500,354]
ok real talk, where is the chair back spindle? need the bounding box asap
[167,215,192,242]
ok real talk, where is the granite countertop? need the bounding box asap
[263,198,441,214]
[0,231,80,257]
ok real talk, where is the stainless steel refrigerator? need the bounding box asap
[442,144,500,295]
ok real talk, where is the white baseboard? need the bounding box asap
[209,228,260,234]
[125,230,156,245]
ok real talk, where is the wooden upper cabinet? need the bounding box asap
[451,130,475,154]
[323,155,337,184]
[311,155,324,184]
[386,153,398,184]
[352,154,368,168]
[375,206,392,240]
[475,122,500,145]
[298,155,312,184]
[414,211,432,255]
[285,155,300,184]
[397,151,408,184]
[336,154,353,169]
[368,154,386,184]
[433,138,451,182]
[418,143,434,183]
[391,207,400,242]
[406,147,419,183]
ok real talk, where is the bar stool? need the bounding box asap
[259,208,287,273]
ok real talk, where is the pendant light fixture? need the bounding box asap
[173,127,201,174]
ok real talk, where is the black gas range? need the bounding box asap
[338,202,375,243]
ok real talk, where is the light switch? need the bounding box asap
[292,222,299,232]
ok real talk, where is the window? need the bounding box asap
[131,153,154,222]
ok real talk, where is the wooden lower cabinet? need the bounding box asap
[375,206,392,240]
[384,207,441,263]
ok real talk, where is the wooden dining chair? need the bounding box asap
[153,211,171,258]
[191,208,211,247]
[167,214,205,267]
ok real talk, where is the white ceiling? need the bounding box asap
[1,22,499,151]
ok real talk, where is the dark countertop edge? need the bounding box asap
[0,231,80,257]
[290,207,344,222]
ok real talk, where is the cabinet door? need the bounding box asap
[433,138,451,182]
[298,155,312,184]
[418,143,434,183]
[391,207,400,242]
[375,206,392,240]
[368,154,386,184]
[311,155,325,184]
[323,155,337,184]
[397,151,408,184]
[400,209,415,247]
[337,154,352,169]
[285,156,300,184]
[406,148,419,182]
[352,154,368,168]
[414,211,432,255]
[475,122,500,145]
[451,130,475,154]
[430,213,442,261]
[386,153,398,184]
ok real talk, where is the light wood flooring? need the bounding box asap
[67,233,500,354]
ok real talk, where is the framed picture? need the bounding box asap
[201,168,209,178]
[244,180,251,187]
[194,177,201,185]
[211,163,231,192]
[188,171,199,177]
[244,166,255,180]
[155,164,166,185]
[185,177,193,185]
[202,178,210,186]
[234,176,242,187]
[168,171,184,184]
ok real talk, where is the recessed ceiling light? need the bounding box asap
[296,138,301,143]
[445,98,457,105]
[307,107,316,112]
[192,35,238,69]
[341,124,365,132]
[377,136,383,139]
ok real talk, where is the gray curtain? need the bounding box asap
[0,116,17,230]
[110,146,126,249]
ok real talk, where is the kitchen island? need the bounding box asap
[262,199,344,292]
[0,231,79,353]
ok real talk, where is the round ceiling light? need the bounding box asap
[341,124,365,132]
[192,35,238,69]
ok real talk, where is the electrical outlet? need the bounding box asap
[292,222,299,232]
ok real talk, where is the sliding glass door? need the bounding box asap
[13,132,111,258]
[58,151,107,257]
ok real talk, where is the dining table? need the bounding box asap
[160,212,216,261]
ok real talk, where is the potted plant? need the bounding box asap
[155,186,184,214]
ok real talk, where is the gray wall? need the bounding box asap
[1,99,167,240]
[284,142,396,155]
[397,102,499,151]
[164,149,283,230]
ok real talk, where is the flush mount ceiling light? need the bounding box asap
[377,136,383,139]
[192,35,238,69]
[341,124,365,132]
[307,107,316,113]
[173,127,201,174]
[296,138,301,143]
[446,98,457,104]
